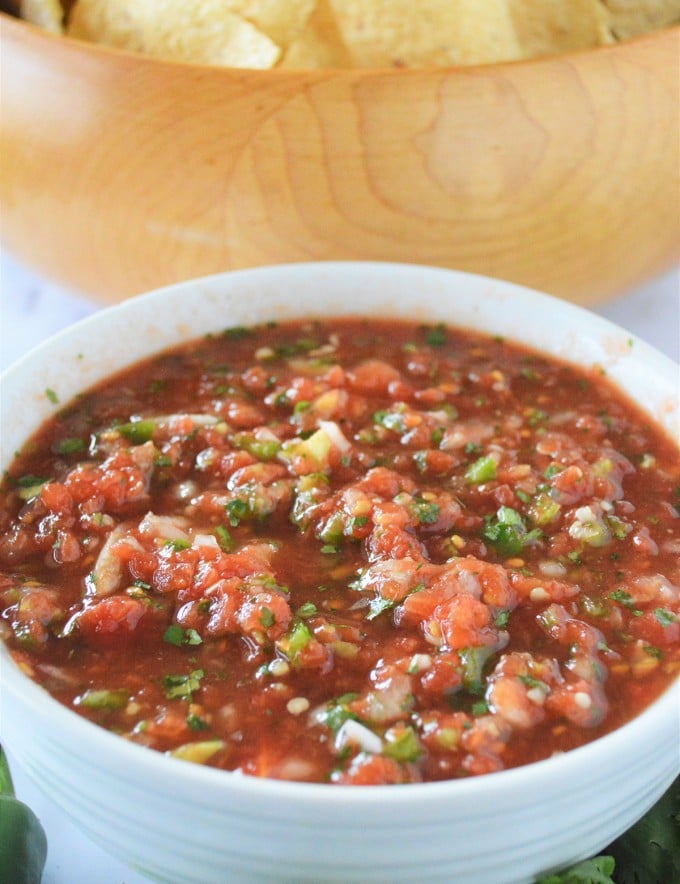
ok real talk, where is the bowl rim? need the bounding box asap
[1,259,678,807]
[2,9,679,79]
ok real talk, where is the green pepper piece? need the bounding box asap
[0,746,48,884]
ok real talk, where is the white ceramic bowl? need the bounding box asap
[1,262,678,884]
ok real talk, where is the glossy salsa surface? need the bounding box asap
[1,318,678,784]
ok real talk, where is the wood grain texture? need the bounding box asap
[0,14,678,305]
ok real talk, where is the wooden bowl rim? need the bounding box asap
[1,9,678,82]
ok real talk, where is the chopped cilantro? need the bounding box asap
[430,427,445,446]
[412,497,440,525]
[482,506,542,557]
[644,645,664,659]
[366,596,395,621]
[296,602,317,619]
[45,388,59,404]
[654,608,677,627]
[610,590,640,612]
[214,524,234,551]
[163,669,204,700]
[318,693,361,734]
[414,451,430,474]
[424,323,448,347]
[518,674,547,691]
[225,499,249,527]
[186,714,210,732]
[520,367,540,381]
[223,326,253,339]
[349,515,369,532]
[16,473,48,488]
[471,700,490,716]
[495,610,510,629]
[527,408,549,427]
[459,646,495,694]
[259,607,276,629]
[163,625,203,647]
[373,409,406,434]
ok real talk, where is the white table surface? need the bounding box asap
[1,248,679,883]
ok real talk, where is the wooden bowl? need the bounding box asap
[1,13,678,305]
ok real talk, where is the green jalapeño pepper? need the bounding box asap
[0,746,47,884]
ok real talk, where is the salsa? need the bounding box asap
[1,318,678,785]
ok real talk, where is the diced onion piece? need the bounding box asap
[139,513,190,542]
[87,523,131,596]
[318,420,352,454]
[192,534,220,550]
[335,719,383,755]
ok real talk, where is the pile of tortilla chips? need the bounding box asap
[14,0,680,69]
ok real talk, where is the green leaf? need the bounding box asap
[317,693,361,734]
[225,498,249,526]
[411,497,441,525]
[366,595,395,621]
[536,855,615,883]
[606,776,680,884]
[424,323,447,347]
[296,602,318,619]
[214,524,234,551]
[654,608,677,628]
[163,669,204,700]
[482,506,542,557]
[373,409,406,435]
[163,625,203,647]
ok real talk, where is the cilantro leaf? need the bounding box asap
[482,506,542,557]
[536,856,615,883]
[606,776,680,884]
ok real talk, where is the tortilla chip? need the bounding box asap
[67,0,281,68]
[280,0,351,69]
[327,0,523,68]
[222,0,316,49]
[507,0,613,57]
[20,0,64,33]
[602,0,680,39]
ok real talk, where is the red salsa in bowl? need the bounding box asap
[1,317,678,785]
